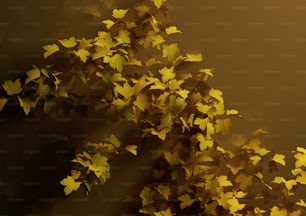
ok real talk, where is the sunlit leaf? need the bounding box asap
[140,186,155,206]
[154,208,174,216]
[102,19,115,29]
[294,147,306,168]
[217,175,233,187]
[164,151,181,166]
[18,96,38,115]
[115,29,131,44]
[272,153,286,166]
[196,133,214,150]
[151,0,167,9]
[103,53,125,72]
[2,79,22,95]
[125,145,138,156]
[226,109,239,115]
[0,98,8,111]
[178,194,194,209]
[184,53,203,62]
[296,171,306,184]
[209,88,223,103]
[112,9,128,19]
[90,154,110,182]
[103,134,121,148]
[25,66,41,84]
[226,164,244,175]
[60,176,81,196]
[59,36,77,48]
[135,5,149,17]
[162,43,180,62]
[157,184,170,200]
[145,58,162,67]
[250,155,261,165]
[74,49,90,63]
[165,26,182,35]
[296,199,306,208]
[159,66,175,83]
[227,198,245,214]
[43,43,59,59]
[270,206,287,216]
[71,170,81,180]
[134,93,149,111]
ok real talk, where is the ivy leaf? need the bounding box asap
[0,98,8,111]
[18,96,38,115]
[294,147,306,168]
[164,151,181,166]
[215,118,232,135]
[74,49,90,63]
[272,153,286,166]
[162,43,180,62]
[159,66,175,83]
[217,175,233,187]
[102,19,115,29]
[227,198,245,214]
[25,66,41,85]
[140,186,155,206]
[2,79,22,95]
[178,194,194,209]
[134,93,149,111]
[103,134,121,147]
[151,0,167,9]
[184,53,203,62]
[135,5,149,17]
[154,208,174,216]
[270,206,287,216]
[60,176,81,196]
[209,88,223,103]
[115,29,131,44]
[43,43,59,59]
[58,36,77,48]
[112,9,128,19]
[296,171,306,184]
[196,133,213,150]
[157,184,170,200]
[114,82,134,99]
[165,26,182,35]
[103,53,125,72]
[125,145,138,156]
[90,154,110,182]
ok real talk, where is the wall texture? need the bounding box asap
[1,0,306,215]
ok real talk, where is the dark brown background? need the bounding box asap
[0,0,305,215]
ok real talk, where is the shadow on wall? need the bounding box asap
[0,0,158,215]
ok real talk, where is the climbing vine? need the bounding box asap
[0,0,305,215]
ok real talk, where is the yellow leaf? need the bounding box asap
[289,210,302,216]
[296,171,306,184]
[125,145,138,156]
[235,173,252,191]
[103,134,121,147]
[25,66,40,84]
[272,153,286,166]
[112,9,128,19]
[154,208,174,216]
[2,79,22,95]
[217,175,233,187]
[151,34,165,48]
[103,53,125,72]
[114,82,134,99]
[145,58,162,67]
[227,198,245,214]
[152,0,167,9]
[159,66,175,83]
[168,79,183,91]
[43,43,59,59]
[165,26,182,35]
[58,36,77,48]
[196,133,214,150]
[194,117,207,131]
[0,98,8,111]
[164,151,181,166]
[254,207,266,214]
[134,93,149,111]
[296,199,306,208]
[136,5,149,17]
[178,194,194,209]
[185,53,203,62]
[199,68,214,80]
[157,184,170,200]
[115,29,130,44]
[102,19,115,29]
[226,109,239,115]
[294,147,306,168]
[162,43,180,62]
[71,170,81,180]
[90,154,110,182]
[125,58,142,67]
[270,206,287,216]
[151,127,170,140]
[92,46,108,60]
[60,176,81,196]
[18,96,38,115]
[252,128,268,136]
[250,155,262,165]
[209,88,223,103]
[133,75,149,94]
[140,186,155,206]
[176,89,189,99]
[74,48,90,63]
[215,118,232,135]
[226,164,243,175]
